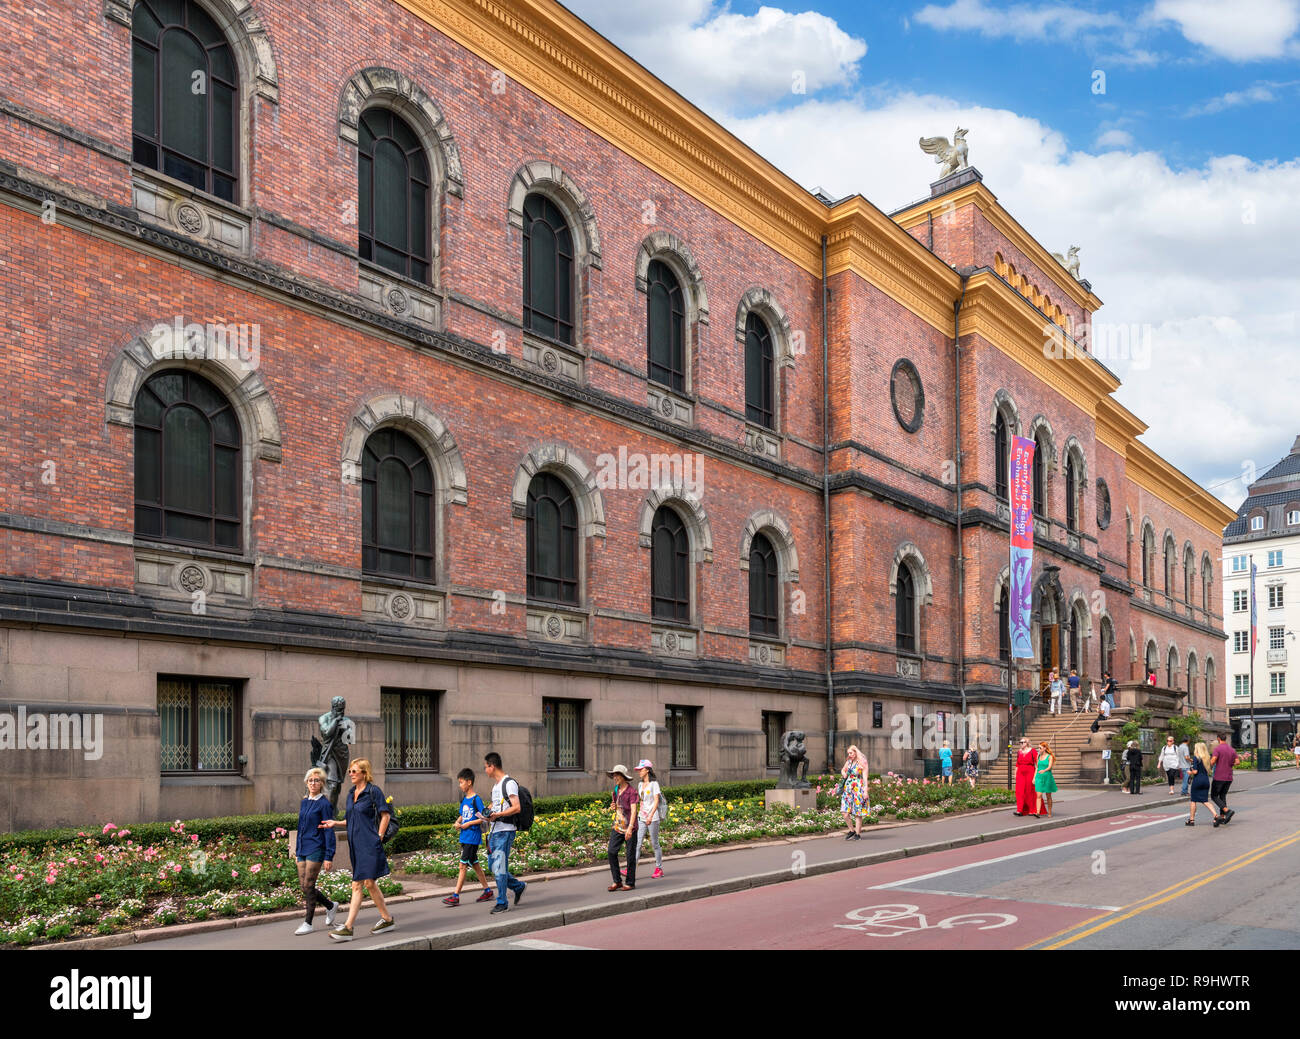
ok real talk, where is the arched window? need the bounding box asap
[1205,659,1216,712]
[1167,646,1178,688]
[132,0,239,202]
[1203,559,1213,613]
[1164,537,1174,596]
[134,369,241,550]
[651,506,690,622]
[1100,616,1115,677]
[1032,434,1046,515]
[744,313,775,429]
[1142,527,1155,587]
[1184,547,1194,605]
[357,109,431,283]
[896,564,917,653]
[522,194,574,345]
[994,411,1009,499]
[1065,453,1078,532]
[647,259,685,393]
[362,428,434,580]
[1145,640,1159,678]
[998,583,1010,662]
[1187,654,1199,703]
[526,473,578,604]
[748,533,779,636]
[1070,601,1087,677]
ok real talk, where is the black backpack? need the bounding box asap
[369,786,400,844]
[501,776,535,832]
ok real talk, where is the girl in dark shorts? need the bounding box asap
[294,767,338,935]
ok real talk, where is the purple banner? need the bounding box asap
[1008,435,1036,659]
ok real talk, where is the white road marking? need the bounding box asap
[509,938,595,950]
[880,886,1121,911]
[872,814,1183,890]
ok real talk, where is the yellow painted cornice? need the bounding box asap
[1096,396,1146,455]
[893,181,1105,315]
[1126,441,1238,536]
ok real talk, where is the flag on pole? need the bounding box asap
[1250,561,1258,655]
[1008,435,1036,659]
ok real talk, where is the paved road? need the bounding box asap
[466,777,1300,950]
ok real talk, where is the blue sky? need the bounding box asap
[566,0,1300,510]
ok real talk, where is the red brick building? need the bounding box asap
[0,0,1233,828]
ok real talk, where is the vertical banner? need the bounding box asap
[1250,560,1258,656]
[1008,435,1036,658]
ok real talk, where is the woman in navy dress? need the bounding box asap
[319,758,395,941]
[1185,742,1223,827]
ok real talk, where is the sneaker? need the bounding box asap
[652,867,663,879]
[370,916,395,935]
[1185,820,1195,827]
[476,889,495,903]
[294,922,314,935]
[1223,809,1235,824]
[1212,816,1221,827]
[844,832,854,840]
[325,902,337,927]
[513,882,527,906]
[329,926,353,942]
[490,904,509,914]
[442,895,460,906]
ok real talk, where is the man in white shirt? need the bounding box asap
[1048,668,1065,715]
[482,752,526,915]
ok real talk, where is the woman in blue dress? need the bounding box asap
[293,767,338,935]
[319,758,395,941]
[1185,742,1223,827]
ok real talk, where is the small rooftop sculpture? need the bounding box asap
[918,127,969,179]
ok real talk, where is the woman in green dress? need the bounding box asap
[1034,740,1058,817]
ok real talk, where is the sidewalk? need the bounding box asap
[52,771,1295,952]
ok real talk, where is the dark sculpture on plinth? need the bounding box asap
[776,730,811,789]
[310,696,355,815]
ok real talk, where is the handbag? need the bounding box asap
[368,786,400,844]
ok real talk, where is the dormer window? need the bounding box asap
[1250,516,1264,532]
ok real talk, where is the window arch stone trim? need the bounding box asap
[635,231,708,325]
[106,323,282,461]
[638,488,713,564]
[510,444,606,539]
[989,389,1022,435]
[888,542,934,605]
[109,0,281,103]
[1026,414,1058,469]
[993,564,1011,605]
[739,510,798,581]
[1067,591,1093,637]
[507,160,601,269]
[338,67,464,197]
[1062,435,1088,486]
[339,394,467,506]
[735,287,794,368]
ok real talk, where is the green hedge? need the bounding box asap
[1,779,781,853]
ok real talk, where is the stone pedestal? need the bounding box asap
[765,788,817,812]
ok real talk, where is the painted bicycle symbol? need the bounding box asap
[835,903,1018,937]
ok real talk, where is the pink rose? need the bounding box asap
[102,823,116,834]
[190,834,199,842]
[250,864,261,874]
[14,874,23,881]
[231,870,238,878]
[46,876,56,885]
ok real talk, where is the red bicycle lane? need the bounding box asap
[482,812,1178,950]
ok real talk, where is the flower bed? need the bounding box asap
[397,777,1013,878]
[0,822,401,946]
[1232,747,1297,771]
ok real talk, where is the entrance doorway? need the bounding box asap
[1040,624,1059,696]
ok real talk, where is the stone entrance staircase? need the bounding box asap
[976,705,1099,788]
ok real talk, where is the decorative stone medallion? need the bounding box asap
[659,395,675,417]
[545,614,564,640]
[178,564,207,593]
[541,349,559,373]
[663,631,679,652]
[174,202,205,235]
[757,644,772,665]
[389,593,413,620]
[386,287,409,315]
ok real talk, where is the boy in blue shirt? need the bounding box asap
[443,768,495,906]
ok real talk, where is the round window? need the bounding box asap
[890,359,924,434]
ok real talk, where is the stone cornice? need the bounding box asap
[1095,396,1147,455]
[892,179,1104,313]
[1125,440,1238,537]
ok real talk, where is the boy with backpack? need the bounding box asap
[443,767,495,907]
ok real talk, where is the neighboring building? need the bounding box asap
[0,0,1234,829]
[1222,436,1300,749]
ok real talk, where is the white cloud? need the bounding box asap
[1148,0,1300,60]
[1095,128,1135,148]
[1186,80,1299,115]
[914,0,1124,40]
[565,1,866,111]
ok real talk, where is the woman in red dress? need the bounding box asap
[1014,737,1039,816]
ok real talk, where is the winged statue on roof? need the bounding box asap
[918,127,969,178]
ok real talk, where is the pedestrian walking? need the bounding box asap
[1048,668,1065,715]
[1209,736,1238,824]
[838,745,868,839]
[962,745,980,789]
[292,767,338,935]
[633,759,664,879]
[607,764,638,891]
[1034,740,1058,817]
[1124,740,1143,795]
[1067,668,1080,710]
[443,768,495,907]
[482,752,527,913]
[1156,735,1181,793]
[320,758,395,941]
[939,740,954,785]
[1014,737,1039,816]
[1101,670,1118,709]
[1176,737,1193,797]
[1185,742,1223,827]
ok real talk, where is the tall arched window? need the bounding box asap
[1070,601,1087,677]
[748,533,779,636]
[362,428,434,580]
[522,194,574,345]
[1032,434,1046,515]
[132,0,239,202]
[1100,616,1115,677]
[1145,641,1159,679]
[1065,454,1078,532]
[357,109,431,283]
[896,565,917,653]
[1142,527,1155,587]
[1205,659,1216,712]
[135,369,241,550]
[1203,560,1213,614]
[526,473,578,605]
[1167,647,1178,688]
[1164,537,1174,596]
[998,584,1010,662]
[1184,547,1194,605]
[647,259,685,393]
[651,506,690,622]
[994,412,1009,500]
[744,313,775,429]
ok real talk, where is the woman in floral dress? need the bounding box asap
[839,745,868,840]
